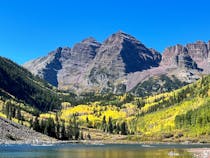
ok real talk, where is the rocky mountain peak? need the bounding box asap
[115,31,139,41]
[162,44,200,70]
[103,31,141,46]
[23,32,210,95]
[56,38,101,91]
[85,31,162,94]
[81,37,100,45]
[161,41,209,71]
[186,41,208,63]
[71,37,101,59]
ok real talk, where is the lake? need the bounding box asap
[0,143,209,158]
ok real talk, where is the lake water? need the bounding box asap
[0,143,209,158]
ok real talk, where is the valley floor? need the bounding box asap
[1,125,210,145]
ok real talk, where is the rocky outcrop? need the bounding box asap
[161,41,210,77]
[186,41,208,63]
[161,44,198,70]
[160,42,208,83]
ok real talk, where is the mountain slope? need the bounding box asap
[131,74,187,96]
[0,56,62,112]
[133,75,210,141]
[43,74,210,142]
[23,47,66,87]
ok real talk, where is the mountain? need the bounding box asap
[24,31,162,94]
[85,31,161,94]
[23,31,210,96]
[160,41,210,82]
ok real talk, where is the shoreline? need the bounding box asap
[1,139,210,146]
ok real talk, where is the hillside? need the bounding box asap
[0,56,73,112]
[0,55,209,143]
[0,56,76,143]
[34,75,210,143]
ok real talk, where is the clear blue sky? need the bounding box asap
[0,0,210,64]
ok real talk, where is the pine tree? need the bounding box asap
[102,116,106,132]
[56,123,60,139]
[72,114,79,140]
[121,121,127,135]
[60,121,67,140]
[108,117,113,133]
[80,131,84,140]
[40,119,46,133]
[55,113,60,139]
[86,116,89,123]
[67,120,73,140]
[33,116,40,132]
[47,118,56,138]
[115,123,121,134]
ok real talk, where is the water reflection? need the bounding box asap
[0,144,200,158]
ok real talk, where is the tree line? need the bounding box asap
[3,101,23,122]
[100,116,128,135]
[31,114,86,140]
[175,102,210,132]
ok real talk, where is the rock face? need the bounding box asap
[24,31,161,94]
[24,47,65,86]
[57,37,101,91]
[161,41,210,71]
[186,41,208,63]
[161,44,198,70]
[23,32,210,95]
[160,41,210,83]
[86,32,161,93]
